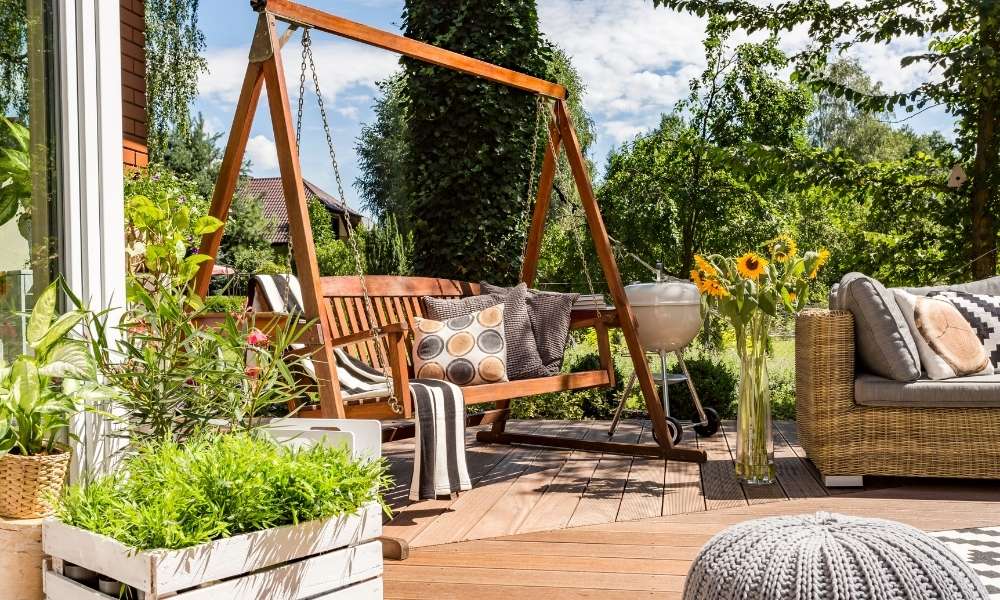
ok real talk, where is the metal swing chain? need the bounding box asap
[519,95,546,264]
[298,30,401,413]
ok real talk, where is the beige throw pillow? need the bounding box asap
[893,289,992,380]
[412,304,508,386]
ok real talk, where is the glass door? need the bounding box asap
[0,0,60,363]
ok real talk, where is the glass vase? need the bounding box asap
[734,317,775,485]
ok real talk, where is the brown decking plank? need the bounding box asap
[567,420,644,527]
[662,428,706,517]
[505,529,713,548]
[720,420,785,505]
[417,539,704,561]
[772,424,829,500]
[383,565,685,592]
[401,551,691,575]
[464,421,592,539]
[617,422,668,522]
[385,581,680,600]
[409,421,570,546]
[515,421,606,534]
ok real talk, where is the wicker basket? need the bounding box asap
[0,450,71,519]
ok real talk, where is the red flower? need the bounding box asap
[245,366,260,378]
[246,328,269,347]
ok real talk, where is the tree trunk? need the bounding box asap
[969,15,1000,280]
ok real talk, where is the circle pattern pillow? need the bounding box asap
[412,304,508,386]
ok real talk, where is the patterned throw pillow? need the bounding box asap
[928,290,1000,367]
[481,283,579,374]
[412,305,508,386]
[423,283,546,380]
[893,290,992,380]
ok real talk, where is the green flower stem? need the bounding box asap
[734,311,775,484]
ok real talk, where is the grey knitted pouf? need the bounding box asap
[683,512,990,600]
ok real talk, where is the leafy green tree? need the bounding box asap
[355,75,411,227]
[0,1,27,118]
[364,214,412,276]
[654,0,1000,277]
[159,113,224,199]
[401,0,551,282]
[219,191,275,264]
[146,0,208,160]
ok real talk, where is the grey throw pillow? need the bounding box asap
[482,283,579,374]
[837,273,922,382]
[423,284,547,380]
[905,276,1000,297]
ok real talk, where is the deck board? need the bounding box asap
[566,420,643,527]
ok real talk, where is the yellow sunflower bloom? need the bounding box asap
[736,252,768,280]
[694,254,717,277]
[766,234,798,263]
[702,279,728,298]
[690,269,704,290]
[809,248,831,279]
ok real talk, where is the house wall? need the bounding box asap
[120,0,147,168]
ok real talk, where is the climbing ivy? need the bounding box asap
[145,0,208,161]
[401,0,552,283]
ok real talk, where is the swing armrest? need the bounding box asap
[328,322,409,348]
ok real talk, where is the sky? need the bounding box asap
[194,0,956,216]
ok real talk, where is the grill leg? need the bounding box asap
[659,351,670,418]
[675,350,707,425]
[608,370,637,437]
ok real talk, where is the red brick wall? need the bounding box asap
[121,0,148,168]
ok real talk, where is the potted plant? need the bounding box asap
[45,432,389,599]
[0,281,100,519]
[692,236,829,484]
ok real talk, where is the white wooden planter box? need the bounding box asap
[42,502,384,599]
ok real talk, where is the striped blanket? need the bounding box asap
[250,275,471,499]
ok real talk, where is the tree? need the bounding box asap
[0,1,27,118]
[654,0,1000,277]
[145,0,208,161]
[218,191,275,264]
[364,214,412,276]
[159,114,223,199]
[599,25,811,281]
[401,0,551,282]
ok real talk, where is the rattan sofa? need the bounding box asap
[796,308,1000,486]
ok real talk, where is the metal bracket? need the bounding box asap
[248,13,300,63]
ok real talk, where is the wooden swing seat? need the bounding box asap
[252,275,618,420]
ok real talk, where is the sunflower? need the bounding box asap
[809,248,831,279]
[694,254,717,278]
[766,234,798,263]
[701,278,729,298]
[736,252,768,280]
[690,269,704,290]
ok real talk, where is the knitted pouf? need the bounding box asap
[683,512,990,600]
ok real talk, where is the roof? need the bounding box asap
[241,177,364,244]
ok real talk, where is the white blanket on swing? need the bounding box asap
[250,274,471,499]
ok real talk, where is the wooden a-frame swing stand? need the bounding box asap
[193,0,707,465]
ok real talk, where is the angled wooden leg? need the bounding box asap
[258,13,345,418]
[379,536,409,561]
[386,331,412,418]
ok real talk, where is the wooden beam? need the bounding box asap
[475,430,708,463]
[194,58,265,296]
[258,13,346,419]
[253,0,567,99]
[554,100,704,462]
[520,114,562,286]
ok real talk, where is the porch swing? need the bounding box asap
[193,0,706,464]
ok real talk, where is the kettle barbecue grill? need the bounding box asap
[608,263,720,444]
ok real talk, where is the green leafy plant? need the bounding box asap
[364,214,412,276]
[0,117,30,231]
[0,281,102,456]
[56,432,390,550]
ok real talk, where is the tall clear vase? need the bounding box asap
[734,319,775,485]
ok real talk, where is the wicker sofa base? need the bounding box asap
[795,309,1000,481]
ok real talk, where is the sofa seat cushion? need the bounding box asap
[855,373,1000,408]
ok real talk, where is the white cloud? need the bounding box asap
[245,135,279,172]
[199,38,399,108]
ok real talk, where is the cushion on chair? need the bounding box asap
[423,283,546,380]
[905,275,1000,297]
[837,273,921,382]
[855,372,1000,408]
[412,305,508,386]
[481,282,579,374]
[893,290,992,380]
[928,290,1000,367]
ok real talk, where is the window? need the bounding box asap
[0,0,60,363]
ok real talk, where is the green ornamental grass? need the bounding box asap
[56,433,390,551]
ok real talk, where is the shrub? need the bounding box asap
[768,367,797,421]
[511,352,625,421]
[56,433,390,550]
[203,295,247,314]
[364,215,413,276]
[665,355,738,420]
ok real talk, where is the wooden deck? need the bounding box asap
[382,419,1000,599]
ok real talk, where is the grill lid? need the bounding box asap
[625,279,701,307]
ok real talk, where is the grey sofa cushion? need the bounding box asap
[855,373,1000,408]
[905,276,1000,297]
[482,283,579,374]
[423,284,547,380]
[837,273,922,382]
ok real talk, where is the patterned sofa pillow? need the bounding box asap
[412,304,508,387]
[893,290,992,380]
[928,290,1000,367]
